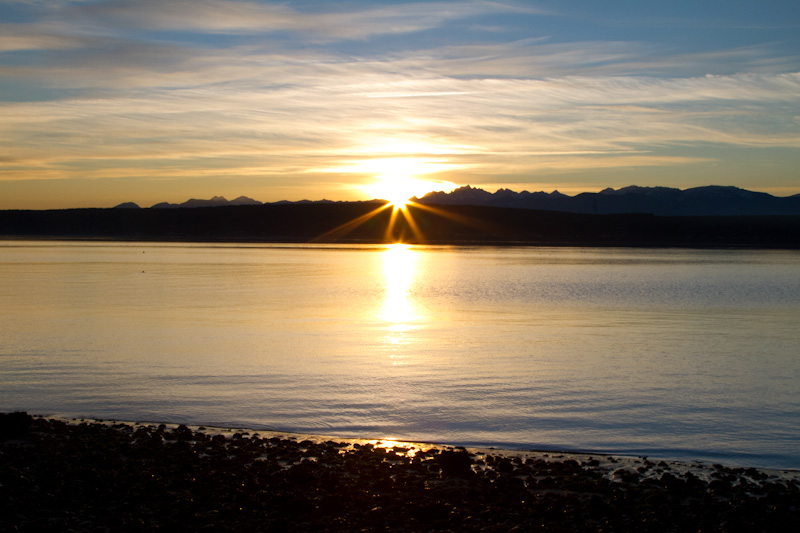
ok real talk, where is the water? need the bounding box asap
[1,241,799,469]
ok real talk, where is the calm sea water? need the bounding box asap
[1,241,799,469]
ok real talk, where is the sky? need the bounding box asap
[1,0,798,209]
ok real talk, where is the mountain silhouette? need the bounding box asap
[417,185,800,216]
[152,196,262,209]
[136,186,799,216]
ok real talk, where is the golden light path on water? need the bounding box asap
[379,243,420,366]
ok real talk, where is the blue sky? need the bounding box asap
[1,0,798,208]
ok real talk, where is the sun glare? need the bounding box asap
[313,153,464,244]
[371,176,424,207]
[354,157,459,205]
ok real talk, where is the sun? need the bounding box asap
[313,156,462,244]
[313,177,470,244]
[371,176,423,207]
[355,157,457,206]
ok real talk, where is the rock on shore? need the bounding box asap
[1,413,799,531]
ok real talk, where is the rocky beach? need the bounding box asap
[1,413,798,531]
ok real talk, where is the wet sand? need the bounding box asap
[2,413,798,531]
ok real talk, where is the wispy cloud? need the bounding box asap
[3,63,796,182]
[29,0,542,42]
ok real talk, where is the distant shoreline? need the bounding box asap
[2,203,799,249]
[2,235,799,251]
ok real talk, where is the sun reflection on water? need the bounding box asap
[367,439,425,458]
[381,244,415,323]
[379,243,420,363]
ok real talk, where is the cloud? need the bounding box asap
[50,0,541,42]
[0,23,89,52]
[397,40,800,79]
[2,64,797,186]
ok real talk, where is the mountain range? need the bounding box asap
[114,185,800,216]
[150,195,264,209]
[415,185,800,216]
[116,195,337,210]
